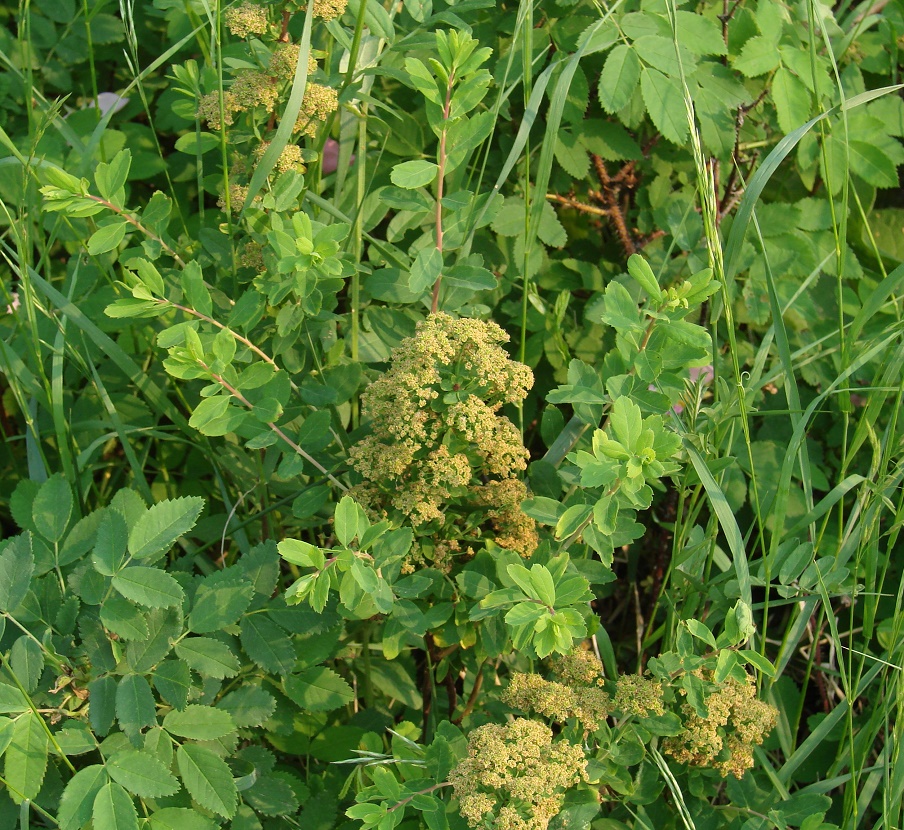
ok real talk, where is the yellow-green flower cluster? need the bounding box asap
[613,673,665,717]
[553,648,606,687]
[503,672,611,733]
[288,0,348,19]
[254,141,305,173]
[268,43,318,81]
[294,83,339,137]
[663,672,777,778]
[349,313,536,564]
[197,70,278,131]
[225,1,269,37]
[449,719,588,830]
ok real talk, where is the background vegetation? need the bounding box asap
[0,0,903,828]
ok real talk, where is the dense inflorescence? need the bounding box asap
[612,673,666,717]
[663,671,778,778]
[449,718,588,830]
[349,313,537,568]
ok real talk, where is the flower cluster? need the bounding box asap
[663,672,777,778]
[612,673,666,717]
[224,1,269,37]
[449,719,588,830]
[294,83,339,137]
[503,671,611,733]
[349,313,536,566]
[288,0,349,19]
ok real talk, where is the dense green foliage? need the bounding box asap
[1,0,903,829]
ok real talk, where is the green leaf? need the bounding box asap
[93,781,139,830]
[58,765,107,830]
[732,35,780,77]
[174,132,220,155]
[217,685,277,728]
[188,574,254,633]
[598,45,641,114]
[177,743,238,819]
[390,160,439,189]
[627,254,661,298]
[113,566,184,608]
[555,504,593,540]
[93,509,129,576]
[101,595,151,641]
[87,220,129,255]
[685,619,717,649]
[609,397,643,450]
[148,808,217,830]
[3,710,48,804]
[126,607,181,673]
[633,35,695,77]
[88,676,117,736]
[334,495,361,547]
[0,532,34,612]
[31,472,72,542]
[772,67,810,134]
[674,10,725,56]
[106,749,180,798]
[0,684,29,714]
[163,705,236,740]
[116,674,157,741]
[408,246,443,294]
[175,637,240,679]
[188,395,232,434]
[738,649,776,677]
[284,667,355,712]
[10,636,44,693]
[240,614,297,675]
[128,496,204,561]
[152,660,192,710]
[95,149,131,200]
[640,67,688,145]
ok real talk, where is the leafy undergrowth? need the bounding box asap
[0,1,902,829]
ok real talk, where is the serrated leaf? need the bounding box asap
[101,594,150,641]
[240,614,297,675]
[284,667,355,712]
[217,685,277,728]
[93,509,129,576]
[732,34,780,77]
[88,676,117,736]
[93,781,139,830]
[128,496,204,561]
[772,66,810,134]
[599,45,641,114]
[188,574,254,633]
[107,749,180,798]
[163,705,236,740]
[126,607,181,673]
[152,659,192,710]
[175,637,240,679]
[113,566,184,608]
[10,636,43,693]
[0,532,34,612]
[31,473,72,542]
[640,67,688,145]
[4,710,48,804]
[58,764,107,830]
[177,743,237,819]
[116,674,157,742]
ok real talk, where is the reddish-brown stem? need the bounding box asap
[430,75,455,314]
[163,299,299,391]
[204,363,348,491]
